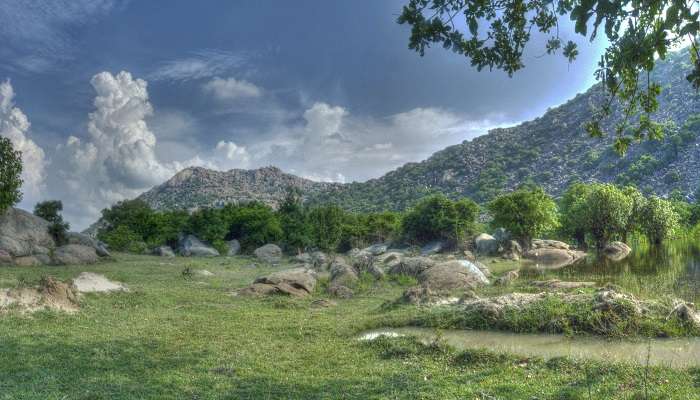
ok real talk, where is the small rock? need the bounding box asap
[310,299,337,308]
[420,241,445,256]
[226,240,241,256]
[328,285,354,299]
[603,241,632,261]
[179,235,220,257]
[363,243,388,256]
[495,270,519,286]
[254,244,282,264]
[153,246,175,257]
[72,272,128,293]
[475,233,499,255]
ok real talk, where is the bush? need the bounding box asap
[584,184,634,248]
[640,196,680,244]
[34,200,70,246]
[488,186,558,249]
[100,225,146,253]
[308,205,345,252]
[223,202,282,251]
[0,137,23,214]
[402,194,478,246]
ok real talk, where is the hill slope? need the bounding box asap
[139,50,700,213]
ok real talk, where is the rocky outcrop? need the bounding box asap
[532,239,571,250]
[388,257,435,277]
[420,241,445,256]
[179,235,220,257]
[72,272,128,293]
[239,267,317,297]
[603,241,632,261]
[0,208,55,265]
[52,245,100,265]
[475,233,499,255]
[254,244,282,264]
[66,232,110,257]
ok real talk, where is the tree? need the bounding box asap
[402,194,479,246]
[0,137,23,214]
[584,183,633,248]
[488,187,558,250]
[640,196,680,244]
[278,188,312,253]
[34,200,70,245]
[620,185,645,242]
[559,182,593,248]
[223,202,283,251]
[397,0,700,154]
[308,205,345,252]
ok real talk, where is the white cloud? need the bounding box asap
[149,50,248,81]
[0,79,47,204]
[202,77,262,100]
[213,140,251,170]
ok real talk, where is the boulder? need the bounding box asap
[603,241,632,261]
[387,256,435,277]
[523,248,586,269]
[0,249,13,265]
[254,244,282,264]
[0,207,55,258]
[294,253,313,264]
[66,232,110,257]
[492,228,511,244]
[254,267,317,295]
[418,260,489,291]
[329,260,358,287]
[532,239,570,250]
[495,270,519,286]
[501,240,522,260]
[669,301,700,328]
[377,251,402,265]
[72,272,128,293]
[226,240,241,256]
[363,243,388,256]
[475,233,499,255]
[328,284,354,299]
[179,235,220,257]
[400,285,438,305]
[420,241,445,256]
[14,256,42,267]
[153,246,176,257]
[52,245,100,265]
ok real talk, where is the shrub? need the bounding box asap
[278,189,312,253]
[223,202,282,251]
[308,205,345,252]
[584,184,634,248]
[34,200,70,245]
[488,186,558,250]
[0,137,23,214]
[402,194,478,246]
[640,196,680,244]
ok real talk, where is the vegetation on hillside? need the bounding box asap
[0,137,22,214]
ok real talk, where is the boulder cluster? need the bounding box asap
[0,208,110,267]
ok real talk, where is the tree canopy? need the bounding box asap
[488,186,559,249]
[0,137,23,214]
[398,0,700,154]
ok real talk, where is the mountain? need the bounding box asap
[138,50,700,213]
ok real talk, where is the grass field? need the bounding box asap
[0,254,699,399]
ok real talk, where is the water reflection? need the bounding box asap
[519,239,700,302]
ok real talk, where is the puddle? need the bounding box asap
[360,327,700,368]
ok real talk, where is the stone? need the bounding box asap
[310,299,337,308]
[329,260,358,287]
[377,251,402,265]
[294,253,312,263]
[418,260,489,291]
[387,257,435,277]
[501,240,522,260]
[254,267,317,294]
[475,233,499,255]
[13,256,42,267]
[179,235,220,257]
[492,228,511,244]
[495,270,519,286]
[532,239,571,250]
[254,244,282,264]
[523,248,586,269]
[420,241,445,256]
[52,245,100,265]
[669,301,700,328]
[226,240,241,256]
[363,243,388,256]
[328,285,354,299]
[153,245,176,257]
[400,285,440,305]
[603,241,632,261]
[66,232,110,257]
[0,249,13,265]
[72,272,128,293]
[0,207,55,258]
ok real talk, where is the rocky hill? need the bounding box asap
[138,166,337,211]
[137,50,700,213]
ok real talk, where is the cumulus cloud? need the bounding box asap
[202,77,262,100]
[0,79,47,204]
[212,140,251,170]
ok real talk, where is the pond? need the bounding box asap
[517,238,700,303]
[360,327,700,368]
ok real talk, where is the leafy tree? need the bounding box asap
[559,182,593,248]
[488,187,558,250]
[403,194,479,245]
[224,202,282,251]
[278,188,312,253]
[364,211,402,244]
[100,200,158,241]
[620,185,645,242]
[308,205,345,252]
[584,184,633,248]
[100,225,146,253]
[0,137,22,214]
[34,200,70,245]
[640,196,680,244]
[397,0,700,154]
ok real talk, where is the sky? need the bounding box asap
[0,0,606,229]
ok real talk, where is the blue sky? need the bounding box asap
[0,0,606,228]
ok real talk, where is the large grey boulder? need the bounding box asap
[329,260,359,287]
[418,260,489,291]
[492,228,511,244]
[52,244,100,265]
[153,246,175,257]
[363,243,388,256]
[603,241,631,261]
[475,233,499,255]
[420,241,445,256]
[179,235,220,257]
[254,244,282,264]
[523,248,586,269]
[0,207,55,258]
[532,239,570,250]
[66,232,110,257]
[226,240,241,256]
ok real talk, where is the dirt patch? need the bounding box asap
[72,272,128,293]
[0,277,79,313]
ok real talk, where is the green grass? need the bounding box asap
[0,253,699,399]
